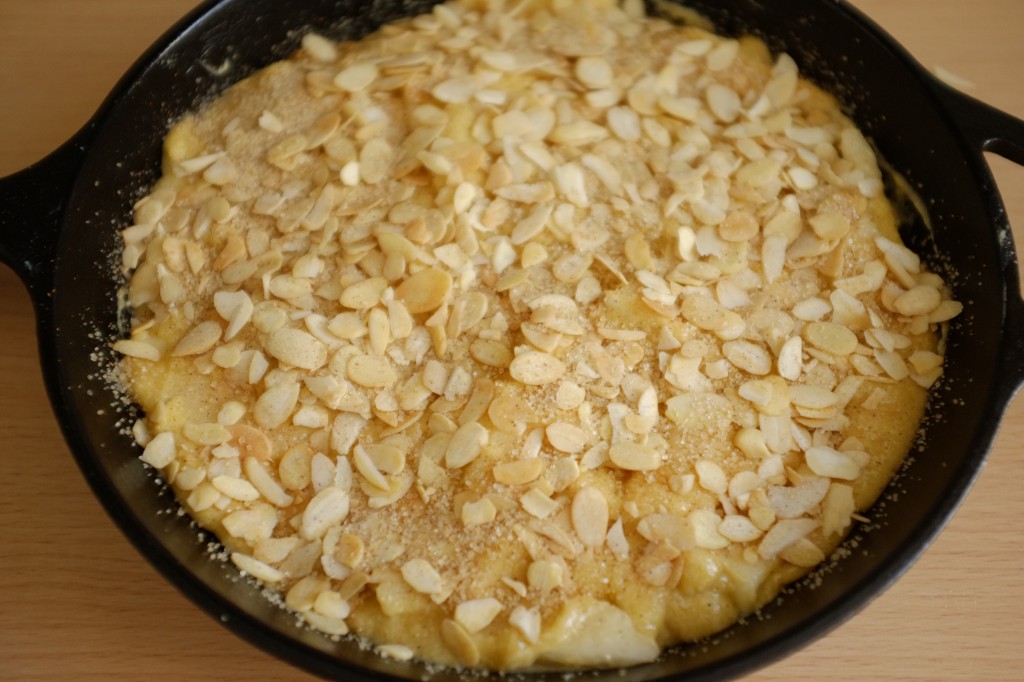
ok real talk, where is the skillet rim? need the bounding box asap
[18,0,1024,680]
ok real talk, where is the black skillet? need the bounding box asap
[1,0,1023,680]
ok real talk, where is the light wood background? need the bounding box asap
[1,1,1022,680]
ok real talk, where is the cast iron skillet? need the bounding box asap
[1,0,1023,679]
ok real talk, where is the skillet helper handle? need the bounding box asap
[0,127,94,300]
[933,82,1024,393]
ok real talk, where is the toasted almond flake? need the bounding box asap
[212,475,260,501]
[806,445,861,480]
[285,575,327,614]
[340,277,388,310]
[908,349,943,374]
[549,120,609,146]
[495,181,555,204]
[809,212,850,240]
[719,515,764,543]
[874,349,910,380]
[822,482,856,537]
[765,68,799,107]
[571,486,609,547]
[607,106,641,142]
[253,380,300,429]
[776,336,803,380]
[793,297,832,321]
[758,518,820,559]
[203,156,238,185]
[301,33,338,63]
[455,598,503,633]
[734,157,781,189]
[359,138,394,185]
[706,38,738,69]
[876,235,922,276]
[738,377,789,415]
[364,443,406,476]
[441,618,480,667]
[527,559,563,592]
[219,399,248,425]
[314,591,352,621]
[695,460,728,495]
[520,488,559,518]
[492,458,544,486]
[171,320,222,357]
[680,295,729,332]
[929,299,963,323]
[728,470,762,502]
[804,321,858,356]
[501,577,528,598]
[401,558,444,595]
[580,155,622,197]
[334,62,379,91]
[462,497,498,526]
[554,162,589,208]
[231,552,285,583]
[785,166,818,191]
[509,606,541,644]
[432,75,478,103]
[352,444,389,491]
[778,537,826,567]
[718,211,759,242]
[575,56,613,88]
[510,203,554,245]
[368,307,391,356]
[174,151,226,176]
[395,267,452,314]
[114,338,161,362]
[140,431,175,468]
[266,135,307,168]
[348,354,397,388]
[545,421,588,453]
[340,160,360,185]
[761,235,788,283]
[445,422,488,469]
[687,509,729,549]
[706,84,741,122]
[301,486,351,540]
[509,351,566,385]
[722,340,773,375]
[468,338,513,368]
[768,477,829,518]
[183,422,231,446]
[657,94,700,122]
[185,483,219,512]
[376,644,415,662]
[893,284,942,316]
[609,442,661,471]
[265,327,327,370]
[243,456,293,507]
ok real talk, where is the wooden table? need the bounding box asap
[1,1,1022,680]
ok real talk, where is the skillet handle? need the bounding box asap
[935,84,1024,165]
[0,125,95,301]
[932,82,1024,394]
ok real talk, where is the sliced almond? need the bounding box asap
[509,351,566,385]
[454,598,503,633]
[571,486,609,547]
[609,442,661,471]
[395,267,452,314]
[805,446,861,480]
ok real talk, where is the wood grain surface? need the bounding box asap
[1,1,1022,680]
